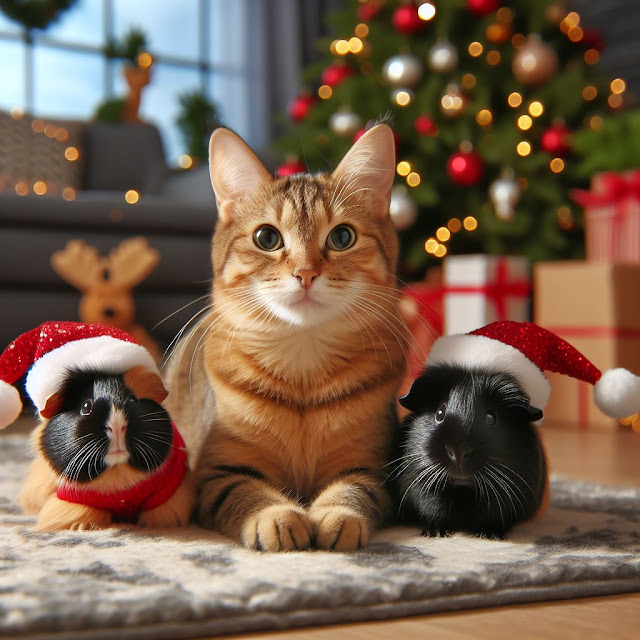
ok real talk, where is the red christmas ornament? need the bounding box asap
[321,64,354,88]
[541,124,572,156]
[276,157,307,177]
[288,94,315,123]
[446,149,484,186]
[392,4,426,35]
[414,114,438,136]
[466,0,500,17]
[357,0,382,21]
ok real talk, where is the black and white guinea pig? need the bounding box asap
[390,364,548,539]
[41,369,173,481]
[20,367,194,531]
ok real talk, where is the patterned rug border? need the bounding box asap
[14,579,640,640]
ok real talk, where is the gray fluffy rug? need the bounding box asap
[1,433,640,639]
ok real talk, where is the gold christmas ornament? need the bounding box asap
[382,53,423,87]
[329,109,363,137]
[428,39,459,73]
[440,83,466,117]
[489,170,521,221]
[512,34,559,86]
[389,185,418,230]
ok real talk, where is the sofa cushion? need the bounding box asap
[83,122,169,194]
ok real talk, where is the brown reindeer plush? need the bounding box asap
[51,237,162,362]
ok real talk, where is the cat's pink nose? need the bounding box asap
[294,269,319,289]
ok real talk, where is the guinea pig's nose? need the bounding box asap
[459,443,473,461]
[103,307,116,318]
[445,443,473,463]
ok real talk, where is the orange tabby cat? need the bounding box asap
[165,123,408,552]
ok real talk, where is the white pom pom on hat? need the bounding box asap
[426,321,640,418]
[0,321,159,429]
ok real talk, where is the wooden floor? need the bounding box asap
[213,423,640,640]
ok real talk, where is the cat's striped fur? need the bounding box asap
[165,124,408,551]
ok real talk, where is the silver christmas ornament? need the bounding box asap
[382,53,423,88]
[489,171,521,221]
[428,39,459,73]
[512,34,558,86]
[389,185,418,230]
[329,109,362,137]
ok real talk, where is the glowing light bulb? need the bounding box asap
[447,218,462,232]
[508,92,522,108]
[476,110,493,126]
[550,158,565,173]
[65,146,79,161]
[517,141,531,156]
[425,238,438,253]
[468,42,483,57]
[436,227,451,242]
[397,161,411,176]
[406,172,421,187]
[318,84,333,99]
[125,189,140,204]
[33,181,47,195]
[528,101,544,117]
[418,3,436,21]
[518,115,533,130]
[611,78,626,94]
[463,216,478,231]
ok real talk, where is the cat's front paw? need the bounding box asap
[243,504,313,552]
[311,507,369,551]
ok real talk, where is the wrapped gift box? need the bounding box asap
[572,170,640,263]
[443,255,531,336]
[534,261,640,428]
[399,268,443,394]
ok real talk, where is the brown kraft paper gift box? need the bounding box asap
[534,261,640,429]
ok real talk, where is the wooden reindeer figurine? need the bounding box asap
[51,237,162,362]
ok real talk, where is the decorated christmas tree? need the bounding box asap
[274,0,622,277]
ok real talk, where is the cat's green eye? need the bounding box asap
[253,225,283,252]
[327,225,356,251]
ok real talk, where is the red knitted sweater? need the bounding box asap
[56,423,187,521]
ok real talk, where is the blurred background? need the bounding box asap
[1,0,639,430]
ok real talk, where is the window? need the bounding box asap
[0,0,265,163]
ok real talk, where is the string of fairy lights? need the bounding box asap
[305,2,628,260]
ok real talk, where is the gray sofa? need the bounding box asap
[0,117,217,353]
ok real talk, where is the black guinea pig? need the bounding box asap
[41,369,173,482]
[390,363,547,539]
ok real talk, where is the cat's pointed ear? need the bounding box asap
[208,128,272,222]
[331,123,396,216]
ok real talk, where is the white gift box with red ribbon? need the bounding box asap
[443,255,531,336]
[572,170,640,263]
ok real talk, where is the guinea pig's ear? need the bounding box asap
[40,393,64,419]
[123,366,168,404]
[398,376,432,412]
[527,405,544,422]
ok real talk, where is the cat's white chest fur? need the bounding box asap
[257,326,345,381]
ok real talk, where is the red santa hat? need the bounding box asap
[426,320,640,418]
[0,321,159,429]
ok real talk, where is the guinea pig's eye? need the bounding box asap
[326,225,356,251]
[128,396,138,406]
[253,225,283,252]
[485,410,497,426]
[80,399,93,416]
[435,403,447,424]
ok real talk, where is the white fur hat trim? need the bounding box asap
[25,335,158,413]
[427,333,551,410]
